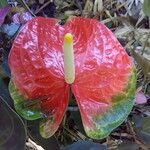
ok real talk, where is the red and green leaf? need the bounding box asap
[8,17,136,139]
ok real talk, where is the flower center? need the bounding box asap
[63,33,75,84]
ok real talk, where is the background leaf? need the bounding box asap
[138,117,150,146]
[132,50,150,79]
[132,115,150,146]
[143,0,150,16]
[1,47,11,77]
[118,142,139,150]
[0,78,13,107]
[62,141,107,150]
[0,0,7,7]
[0,97,26,150]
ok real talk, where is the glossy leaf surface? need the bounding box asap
[9,17,136,139]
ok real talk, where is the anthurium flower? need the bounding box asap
[8,17,136,139]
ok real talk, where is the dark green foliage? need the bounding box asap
[62,141,107,150]
[0,97,26,150]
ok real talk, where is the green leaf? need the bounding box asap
[0,0,7,7]
[143,0,150,16]
[9,80,43,120]
[0,97,26,150]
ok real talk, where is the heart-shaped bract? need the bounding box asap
[9,17,136,139]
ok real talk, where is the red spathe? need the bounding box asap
[9,17,132,136]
